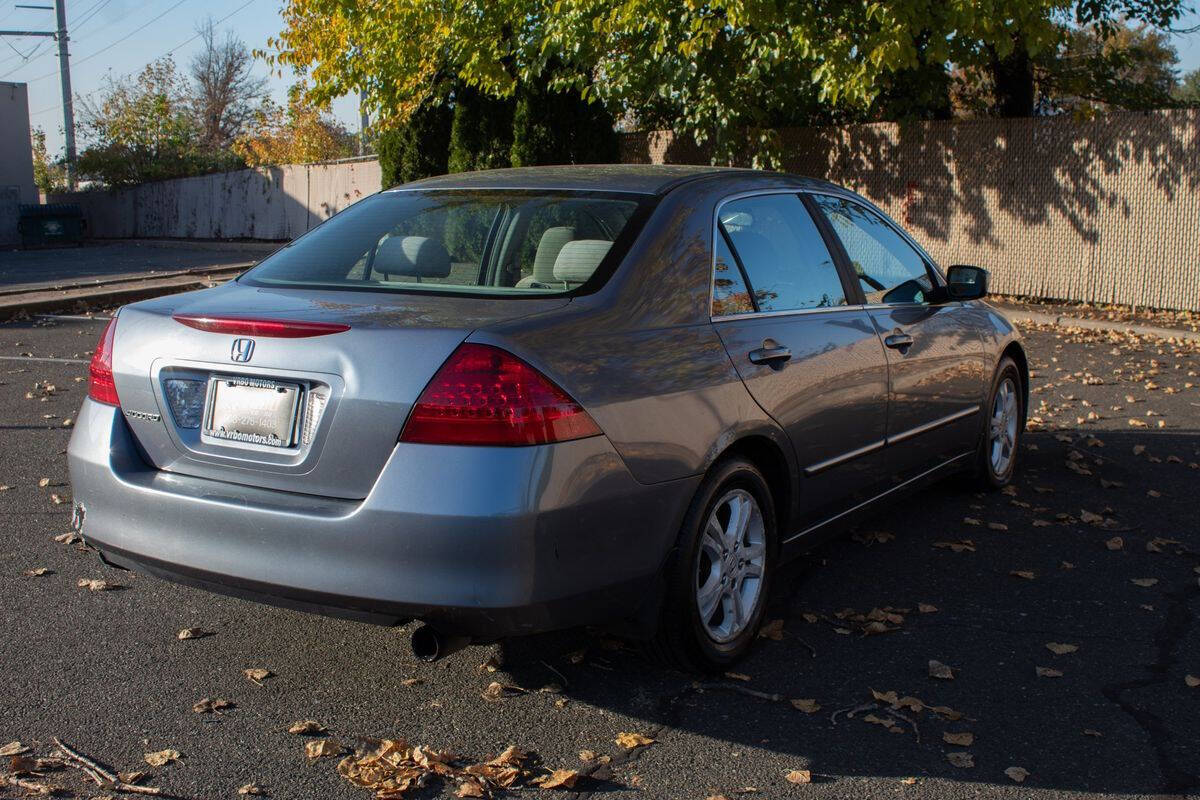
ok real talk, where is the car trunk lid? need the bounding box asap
[110,282,569,499]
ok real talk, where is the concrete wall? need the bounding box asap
[623,110,1200,312]
[1,82,37,246]
[50,157,382,241]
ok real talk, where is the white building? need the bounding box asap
[1,81,37,246]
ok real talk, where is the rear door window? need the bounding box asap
[714,194,847,314]
[810,194,935,305]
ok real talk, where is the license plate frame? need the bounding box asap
[203,375,302,448]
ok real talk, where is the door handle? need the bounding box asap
[884,332,914,350]
[749,345,792,365]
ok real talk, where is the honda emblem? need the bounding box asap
[230,338,255,363]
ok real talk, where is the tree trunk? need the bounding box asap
[990,39,1035,117]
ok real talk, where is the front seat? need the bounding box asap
[516,226,575,288]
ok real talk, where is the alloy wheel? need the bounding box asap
[989,377,1019,476]
[695,488,766,643]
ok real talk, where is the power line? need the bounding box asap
[29,0,257,117]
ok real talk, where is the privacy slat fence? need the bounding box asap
[623,109,1200,312]
[50,110,1199,311]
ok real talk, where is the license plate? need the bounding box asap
[204,376,301,447]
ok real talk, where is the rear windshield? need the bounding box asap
[241,189,651,296]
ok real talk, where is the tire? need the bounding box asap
[972,356,1023,490]
[649,458,776,673]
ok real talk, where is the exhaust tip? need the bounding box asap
[411,624,470,663]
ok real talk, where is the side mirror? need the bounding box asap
[946,264,989,301]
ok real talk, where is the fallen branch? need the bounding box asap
[829,701,876,726]
[54,736,117,785]
[5,774,56,793]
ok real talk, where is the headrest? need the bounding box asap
[373,235,451,278]
[553,239,612,284]
[532,226,575,282]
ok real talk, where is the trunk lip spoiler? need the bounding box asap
[172,313,350,338]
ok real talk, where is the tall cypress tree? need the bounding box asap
[447,86,515,172]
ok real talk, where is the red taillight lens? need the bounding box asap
[172,314,350,338]
[400,343,601,446]
[88,317,120,406]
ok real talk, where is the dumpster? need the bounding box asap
[18,204,86,248]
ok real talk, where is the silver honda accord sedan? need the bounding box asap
[68,165,1027,670]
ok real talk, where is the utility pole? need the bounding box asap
[1,0,76,189]
[358,88,368,157]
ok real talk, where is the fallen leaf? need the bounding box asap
[615,732,655,750]
[578,750,597,762]
[790,698,820,714]
[1035,667,1063,678]
[1080,509,1104,524]
[1130,578,1159,587]
[304,739,342,759]
[38,477,49,487]
[785,769,812,784]
[537,769,580,789]
[22,567,52,577]
[77,578,118,591]
[1005,766,1029,783]
[192,698,234,713]
[1105,537,1124,550]
[946,752,974,768]
[724,671,752,682]
[1010,570,1035,580]
[237,783,266,796]
[943,732,974,746]
[177,627,210,640]
[288,720,327,735]
[244,668,273,684]
[1083,729,1103,737]
[118,770,147,784]
[862,714,896,729]
[481,681,526,701]
[0,741,30,757]
[144,749,181,767]
[1046,642,1079,655]
[758,619,784,640]
[933,540,976,553]
[928,660,955,680]
[457,778,486,797]
[1185,675,1199,688]
[401,677,423,687]
[987,522,1009,531]
[918,603,938,613]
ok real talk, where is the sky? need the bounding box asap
[1,0,1199,159]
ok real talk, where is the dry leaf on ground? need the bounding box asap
[785,769,812,784]
[288,720,327,735]
[790,699,820,713]
[0,742,30,757]
[537,769,580,789]
[615,732,655,750]
[244,668,273,684]
[1005,766,1029,783]
[946,752,974,768]
[918,603,938,613]
[193,698,234,713]
[237,783,266,795]
[928,660,955,680]
[1046,642,1079,655]
[1105,537,1124,550]
[22,567,52,577]
[1036,667,1063,678]
[1185,675,1199,688]
[758,619,784,640]
[77,578,118,591]
[1010,570,1036,580]
[1131,578,1159,587]
[943,732,974,746]
[177,627,210,640]
[305,739,342,759]
[144,749,180,767]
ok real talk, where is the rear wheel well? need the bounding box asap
[1000,342,1029,421]
[715,436,793,535]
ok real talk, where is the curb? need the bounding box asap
[0,267,244,319]
[997,305,1200,343]
[1,262,255,297]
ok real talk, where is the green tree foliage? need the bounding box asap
[377,100,453,188]
[30,128,68,195]
[76,58,206,186]
[510,76,619,167]
[1037,22,1181,112]
[1172,68,1200,105]
[448,86,515,173]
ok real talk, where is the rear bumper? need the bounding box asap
[67,399,697,638]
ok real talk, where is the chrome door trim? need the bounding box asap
[711,304,867,324]
[784,451,972,545]
[803,439,887,477]
[885,405,980,446]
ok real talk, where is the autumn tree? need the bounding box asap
[189,17,268,155]
[1174,67,1200,104]
[232,85,354,166]
[30,128,68,195]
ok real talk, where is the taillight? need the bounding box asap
[88,317,120,406]
[400,343,601,446]
[172,314,350,337]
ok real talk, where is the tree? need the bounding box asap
[189,17,268,154]
[30,128,67,195]
[447,86,514,173]
[510,72,618,167]
[376,99,453,188]
[1174,67,1200,105]
[232,85,355,166]
[1037,22,1180,112]
[76,58,205,186]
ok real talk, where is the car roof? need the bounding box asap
[392,164,838,196]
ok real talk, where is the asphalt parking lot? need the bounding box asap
[2,312,1198,800]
